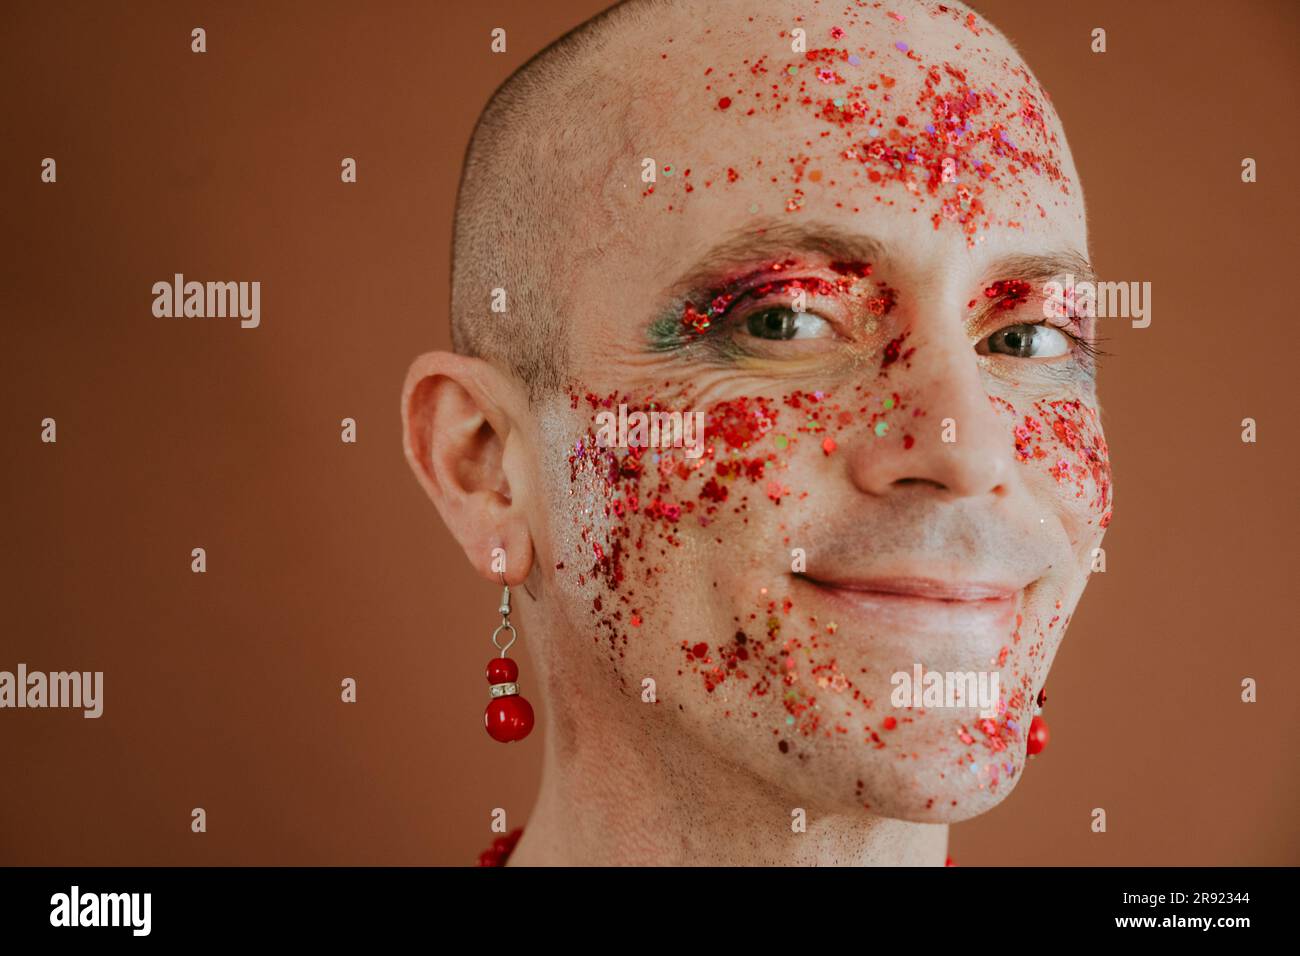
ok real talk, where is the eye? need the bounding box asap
[979,323,1071,359]
[742,307,832,341]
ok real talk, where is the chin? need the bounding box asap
[752,708,1032,823]
[850,749,1029,823]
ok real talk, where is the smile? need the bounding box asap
[794,573,1025,637]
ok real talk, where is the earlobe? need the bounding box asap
[400,350,535,586]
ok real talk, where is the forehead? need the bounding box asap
[576,1,1086,292]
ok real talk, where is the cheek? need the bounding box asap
[551,383,1081,806]
[997,394,1112,538]
[555,383,921,712]
[557,386,851,665]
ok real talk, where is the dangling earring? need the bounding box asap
[484,575,535,743]
[1027,686,1049,756]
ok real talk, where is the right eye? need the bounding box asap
[743,307,832,341]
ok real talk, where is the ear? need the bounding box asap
[401,350,535,586]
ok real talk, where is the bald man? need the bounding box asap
[403,0,1111,866]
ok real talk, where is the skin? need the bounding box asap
[404,0,1111,865]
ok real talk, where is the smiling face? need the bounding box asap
[512,0,1110,822]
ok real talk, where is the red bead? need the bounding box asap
[486,657,519,684]
[475,828,524,866]
[1026,715,1050,755]
[485,694,535,742]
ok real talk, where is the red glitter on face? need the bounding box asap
[880,331,915,370]
[675,258,892,338]
[561,217,1106,801]
[641,22,1074,245]
[984,278,1033,309]
[999,396,1111,521]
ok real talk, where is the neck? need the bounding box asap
[506,677,948,866]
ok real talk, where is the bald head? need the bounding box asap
[451,0,672,398]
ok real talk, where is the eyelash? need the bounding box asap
[995,315,1100,361]
[651,281,1105,369]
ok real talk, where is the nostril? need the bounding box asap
[891,477,948,491]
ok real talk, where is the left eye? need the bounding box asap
[743,307,831,341]
[980,323,1070,358]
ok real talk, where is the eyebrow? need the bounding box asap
[980,250,1098,289]
[657,218,887,307]
[654,217,1097,314]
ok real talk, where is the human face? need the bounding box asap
[525,0,1110,821]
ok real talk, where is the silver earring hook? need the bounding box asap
[491,620,517,656]
[492,572,517,656]
[497,570,536,602]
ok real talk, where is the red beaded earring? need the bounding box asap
[484,576,534,743]
[1026,687,1049,756]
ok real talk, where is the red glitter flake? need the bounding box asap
[717,96,732,110]
[880,331,914,369]
[681,301,711,335]
[984,278,1033,309]
[700,477,729,502]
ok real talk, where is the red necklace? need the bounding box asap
[477,827,523,866]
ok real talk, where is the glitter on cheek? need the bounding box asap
[560,373,1056,804]
[992,395,1112,526]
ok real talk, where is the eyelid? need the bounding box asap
[706,274,856,329]
[978,317,1099,364]
[721,293,854,346]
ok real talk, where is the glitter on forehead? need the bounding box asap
[669,4,1072,244]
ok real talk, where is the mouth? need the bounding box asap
[794,573,1025,637]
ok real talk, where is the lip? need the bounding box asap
[802,576,1019,602]
[795,573,1025,635]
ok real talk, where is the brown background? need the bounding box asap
[1,0,1296,866]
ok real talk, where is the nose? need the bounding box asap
[848,312,1014,501]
